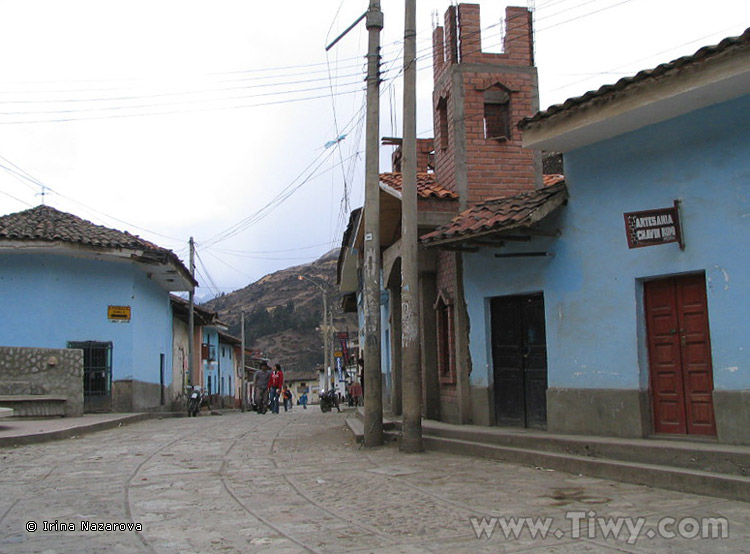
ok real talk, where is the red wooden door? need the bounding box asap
[644,274,716,436]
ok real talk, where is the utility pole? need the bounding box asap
[240,310,246,412]
[323,291,330,391]
[363,0,384,447]
[298,275,331,391]
[401,0,423,452]
[188,237,195,392]
[325,0,383,446]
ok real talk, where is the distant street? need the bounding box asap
[1,409,748,553]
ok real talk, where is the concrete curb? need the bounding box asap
[0,412,184,448]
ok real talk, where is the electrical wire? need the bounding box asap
[0,188,33,207]
[0,154,186,244]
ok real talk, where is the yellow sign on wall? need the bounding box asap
[108,305,131,321]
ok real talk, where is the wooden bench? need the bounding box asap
[0,395,67,417]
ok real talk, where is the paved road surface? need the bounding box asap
[1,409,748,553]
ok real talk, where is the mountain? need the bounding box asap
[202,249,355,379]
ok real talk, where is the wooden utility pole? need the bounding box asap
[363,0,384,447]
[401,0,422,452]
[323,290,330,390]
[188,237,195,391]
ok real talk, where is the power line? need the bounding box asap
[0,188,34,208]
[210,241,336,256]
[0,87,365,125]
[199,100,367,249]
[0,153,185,244]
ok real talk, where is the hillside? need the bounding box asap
[202,249,355,379]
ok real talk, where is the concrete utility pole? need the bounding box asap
[363,0,384,447]
[401,0,423,452]
[188,237,195,391]
[240,311,246,412]
[325,0,383,446]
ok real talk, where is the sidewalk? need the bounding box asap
[0,412,177,447]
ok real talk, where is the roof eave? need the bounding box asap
[0,240,195,292]
[522,43,750,152]
[421,186,568,248]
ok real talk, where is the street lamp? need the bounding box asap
[298,275,333,391]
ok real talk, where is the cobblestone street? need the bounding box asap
[1,409,748,553]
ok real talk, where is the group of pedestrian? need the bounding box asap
[251,362,308,414]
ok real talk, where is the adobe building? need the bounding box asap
[0,205,195,413]
[425,4,542,423]
[338,4,546,423]
[424,20,750,446]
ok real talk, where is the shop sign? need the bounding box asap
[624,203,683,249]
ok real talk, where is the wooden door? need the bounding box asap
[644,274,716,436]
[491,294,548,429]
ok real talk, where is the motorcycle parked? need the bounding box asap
[187,387,206,417]
[319,389,341,413]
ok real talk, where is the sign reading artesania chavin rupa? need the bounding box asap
[624,203,683,249]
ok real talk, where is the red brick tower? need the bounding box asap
[432,4,540,210]
[423,4,540,424]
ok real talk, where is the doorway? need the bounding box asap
[644,273,716,436]
[490,294,548,429]
[68,341,112,413]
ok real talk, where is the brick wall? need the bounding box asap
[429,4,539,409]
[389,138,434,173]
[432,4,538,205]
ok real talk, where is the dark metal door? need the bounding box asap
[68,341,112,413]
[491,294,548,429]
[645,274,716,436]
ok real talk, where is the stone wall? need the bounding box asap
[112,379,171,412]
[0,346,84,417]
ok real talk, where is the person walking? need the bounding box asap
[300,392,308,409]
[253,362,271,414]
[282,385,293,412]
[268,363,284,414]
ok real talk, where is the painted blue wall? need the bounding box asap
[218,341,235,396]
[202,327,220,394]
[0,252,173,386]
[464,94,750,393]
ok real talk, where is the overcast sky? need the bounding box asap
[1,0,748,301]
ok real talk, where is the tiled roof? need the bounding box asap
[519,27,750,129]
[379,172,458,199]
[0,206,193,284]
[421,178,567,246]
[0,205,168,251]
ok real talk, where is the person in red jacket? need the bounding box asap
[268,363,284,414]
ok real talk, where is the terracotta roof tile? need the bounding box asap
[0,205,168,252]
[379,172,457,199]
[519,28,750,129]
[421,180,567,246]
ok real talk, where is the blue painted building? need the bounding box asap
[0,205,195,412]
[203,328,241,403]
[424,29,750,445]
